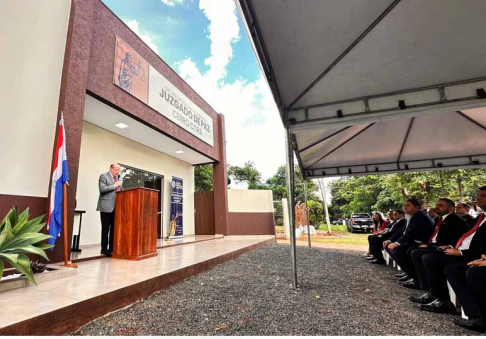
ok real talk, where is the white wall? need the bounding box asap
[76,122,195,246]
[228,190,274,213]
[0,1,71,197]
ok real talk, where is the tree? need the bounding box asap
[266,165,320,202]
[194,164,213,192]
[329,168,486,218]
[307,200,323,226]
[228,161,267,189]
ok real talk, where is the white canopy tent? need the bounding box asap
[237,0,486,287]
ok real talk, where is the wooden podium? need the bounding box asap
[113,187,159,260]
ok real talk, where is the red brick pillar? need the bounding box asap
[213,114,229,235]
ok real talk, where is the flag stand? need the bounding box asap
[62,182,78,268]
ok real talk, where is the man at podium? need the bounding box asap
[96,163,122,257]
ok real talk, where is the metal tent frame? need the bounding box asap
[237,0,486,288]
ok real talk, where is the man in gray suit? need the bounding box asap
[97,163,122,257]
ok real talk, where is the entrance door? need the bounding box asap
[120,164,164,238]
[194,191,215,235]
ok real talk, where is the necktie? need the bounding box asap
[113,175,120,192]
[428,216,443,242]
[455,213,485,249]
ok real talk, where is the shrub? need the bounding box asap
[0,207,53,284]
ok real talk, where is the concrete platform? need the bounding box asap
[0,235,275,335]
[71,235,224,262]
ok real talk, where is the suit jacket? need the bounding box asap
[96,171,119,213]
[433,213,469,247]
[384,218,407,241]
[461,214,476,230]
[460,215,486,261]
[393,210,434,246]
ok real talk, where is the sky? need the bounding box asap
[103,0,286,181]
[102,0,333,202]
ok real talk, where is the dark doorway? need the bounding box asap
[120,164,164,238]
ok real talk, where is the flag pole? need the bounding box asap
[62,146,77,268]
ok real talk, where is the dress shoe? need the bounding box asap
[453,318,486,333]
[395,272,407,278]
[420,299,458,314]
[408,293,435,304]
[400,279,420,289]
[397,275,411,282]
[363,252,372,257]
[370,259,386,265]
[366,256,376,260]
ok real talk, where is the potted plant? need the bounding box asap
[0,207,53,285]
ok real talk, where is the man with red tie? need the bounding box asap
[96,163,122,257]
[402,199,468,290]
[412,186,486,314]
[445,254,486,333]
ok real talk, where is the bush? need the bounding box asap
[0,207,53,284]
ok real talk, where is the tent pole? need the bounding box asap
[304,180,311,248]
[285,127,298,289]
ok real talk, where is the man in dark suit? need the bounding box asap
[455,201,476,229]
[96,163,122,257]
[414,186,486,314]
[368,210,406,264]
[445,254,486,333]
[402,198,468,289]
[428,207,439,223]
[384,199,435,282]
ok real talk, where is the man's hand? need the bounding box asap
[444,248,462,256]
[419,244,428,248]
[382,240,391,249]
[439,245,451,250]
[114,181,122,188]
[468,254,486,267]
[388,242,399,251]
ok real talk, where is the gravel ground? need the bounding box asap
[73,243,480,336]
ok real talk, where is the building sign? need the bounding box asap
[113,36,214,146]
[113,37,149,104]
[168,176,183,239]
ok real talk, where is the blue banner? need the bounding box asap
[168,176,183,238]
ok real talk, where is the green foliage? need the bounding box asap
[307,200,323,226]
[228,161,267,189]
[329,169,486,218]
[0,207,53,284]
[265,165,320,202]
[194,165,214,192]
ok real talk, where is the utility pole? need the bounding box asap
[438,171,446,197]
[458,176,464,201]
[318,178,332,234]
[304,180,311,248]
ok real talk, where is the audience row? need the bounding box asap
[364,186,486,333]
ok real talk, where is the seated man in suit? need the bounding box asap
[445,253,486,333]
[428,207,439,223]
[368,210,406,264]
[401,198,468,289]
[411,186,486,314]
[455,201,476,229]
[384,199,435,282]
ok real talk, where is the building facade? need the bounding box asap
[0,0,232,262]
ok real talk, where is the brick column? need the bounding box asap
[213,114,229,235]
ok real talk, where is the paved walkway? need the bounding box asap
[0,235,274,334]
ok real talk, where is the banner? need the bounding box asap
[168,177,183,238]
[113,36,214,146]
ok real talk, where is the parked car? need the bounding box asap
[347,213,373,233]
